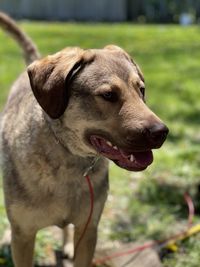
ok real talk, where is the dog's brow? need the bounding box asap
[129,74,143,88]
[94,84,121,95]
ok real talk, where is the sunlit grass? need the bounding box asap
[0,22,200,266]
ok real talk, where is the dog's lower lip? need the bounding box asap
[113,160,147,171]
[89,135,153,171]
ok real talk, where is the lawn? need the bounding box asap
[1,22,200,266]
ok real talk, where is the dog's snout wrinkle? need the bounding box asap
[124,129,148,150]
[124,122,168,150]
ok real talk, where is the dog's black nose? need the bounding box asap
[146,123,169,148]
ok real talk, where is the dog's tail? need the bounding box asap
[0,12,40,65]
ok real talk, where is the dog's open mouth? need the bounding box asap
[90,135,153,171]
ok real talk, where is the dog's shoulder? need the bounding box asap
[1,71,44,155]
[2,71,43,133]
[4,71,34,112]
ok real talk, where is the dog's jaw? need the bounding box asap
[90,135,153,171]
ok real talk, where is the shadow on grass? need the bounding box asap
[0,245,72,267]
[110,179,200,242]
[0,245,13,267]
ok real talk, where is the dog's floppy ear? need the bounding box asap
[27,47,94,119]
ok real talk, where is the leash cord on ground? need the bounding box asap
[74,171,199,266]
[94,192,199,265]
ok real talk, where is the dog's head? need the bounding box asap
[27,46,168,171]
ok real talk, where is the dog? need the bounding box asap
[0,12,168,267]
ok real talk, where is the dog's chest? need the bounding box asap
[18,162,108,229]
[3,120,109,229]
[10,167,108,231]
[50,168,108,226]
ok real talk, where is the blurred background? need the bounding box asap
[0,1,200,267]
[0,0,200,24]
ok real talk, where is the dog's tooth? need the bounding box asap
[106,141,112,147]
[113,146,118,150]
[130,154,134,162]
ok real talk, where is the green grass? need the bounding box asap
[1,22,200,266]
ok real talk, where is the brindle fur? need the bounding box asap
[0,12,167,267]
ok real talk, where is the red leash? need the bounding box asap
[74,172,195,266]
[94,191,195,266]
[74,157,99,256]
[74,174,94,255]
[184,192,195,227]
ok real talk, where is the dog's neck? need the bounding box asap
[45,114,101,177]
[47,117,71,153]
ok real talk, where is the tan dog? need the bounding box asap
[0,12,168,267]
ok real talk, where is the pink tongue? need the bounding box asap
[90,136,153,168]
[132,151,153,166]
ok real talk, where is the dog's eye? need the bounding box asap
[101,91,118,102]
[140,87,145,97]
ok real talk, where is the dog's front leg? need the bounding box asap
[63,224,75,259]
[11,227,36,267]
[74,225,97,267]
